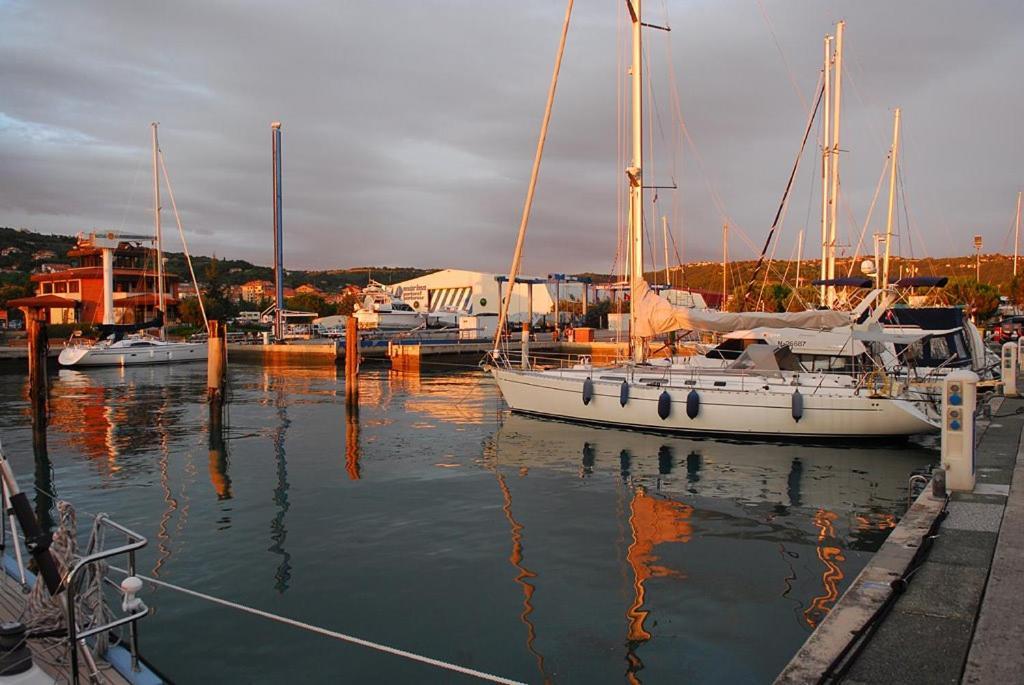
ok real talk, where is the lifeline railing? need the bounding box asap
[64,515,148,684]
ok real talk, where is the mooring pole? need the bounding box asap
[345,316,359,406]
[207,320,226,425]
[26,315,48,426]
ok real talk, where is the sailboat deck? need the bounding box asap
[0,569,132,685]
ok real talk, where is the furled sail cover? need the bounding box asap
[632,281,850,336]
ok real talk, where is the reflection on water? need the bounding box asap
[345,404,361,481]
[269,388,292,594]
[0,359,936,683]
[626,486,693,681]
[496,471,548,683]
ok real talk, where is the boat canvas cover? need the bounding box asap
[632,281,850,336]
[722,327,866,356]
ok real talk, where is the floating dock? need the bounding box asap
[776,395,1024,684]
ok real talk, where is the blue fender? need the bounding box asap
[792,388,804,422]
[658,391,671,420]
[620,380,630,407]
[686,389,700,420]
[582,377,594,405]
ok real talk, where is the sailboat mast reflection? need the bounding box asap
[495,471,549,682]
[269,388,292,593]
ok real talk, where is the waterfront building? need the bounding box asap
[20,236,180,325]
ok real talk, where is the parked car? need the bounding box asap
[992,316,1024,344]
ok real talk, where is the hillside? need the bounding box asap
[0,227,435,290]
[2,226,1020,297]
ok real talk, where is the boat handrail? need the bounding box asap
[65,514,148,683]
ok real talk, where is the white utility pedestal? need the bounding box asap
[1017,336,1024,371]
[941,370,978,492]
[1002,342,1018,396]
[521,324,530,370]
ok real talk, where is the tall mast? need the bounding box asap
[819,35,832,307]
[627,0,645,363]
[826,21,845,308]
[795,228,804,291]
[881,107,901,289]
[272,122,284,341]
[151,122,165,339]
[1015,191,1021,278]
[722,223,729,308]
[662,215,670,287]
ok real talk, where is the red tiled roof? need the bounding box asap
[31,267,180,282]
[6,294,77,309]
[115,294,180,307]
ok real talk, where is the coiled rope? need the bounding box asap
[106,565,524,685]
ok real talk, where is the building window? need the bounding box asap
[42,283,53,294]
[54,281,68,293]
[68,280,80,293]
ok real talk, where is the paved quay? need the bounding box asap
[777,395,1024,685]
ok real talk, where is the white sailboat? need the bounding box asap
[488,2,939,439]
[60,123,208,368]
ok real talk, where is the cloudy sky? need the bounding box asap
[1,0,1021,275]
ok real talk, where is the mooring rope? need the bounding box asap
[106,565,524,685]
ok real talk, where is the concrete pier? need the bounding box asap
[776,395,1024,684]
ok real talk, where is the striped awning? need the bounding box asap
[429,287,473,312]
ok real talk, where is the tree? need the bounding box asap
[203,256,228,303]
[333,292,360,316]
[1009,275,1024,309]
[765,283,793,312]
[178,297,205,327]
[285,293,333,316]
[946,277,1000,322]
[0,282,32,308]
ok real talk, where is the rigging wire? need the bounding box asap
[753,0,808,111]
[157,150,208,330]
[845,155,888,276]
[741,74,825,307]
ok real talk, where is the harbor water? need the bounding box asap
[0,359,935,683]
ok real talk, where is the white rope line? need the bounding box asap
[107,566,524,685]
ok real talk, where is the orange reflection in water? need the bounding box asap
[625,487,693,643]
[401,372,490,425]
[345,405,361,481]
[496,472,548,682]
[803,509,846,628]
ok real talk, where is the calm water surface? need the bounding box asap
[0,359,936,683]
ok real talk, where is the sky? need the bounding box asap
[1,0,1022,276]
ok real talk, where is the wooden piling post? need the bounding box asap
[26,315,48,424]
[345,315,359,405]
[207,320,226,423]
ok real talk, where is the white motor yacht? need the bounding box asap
[353,281,426,330]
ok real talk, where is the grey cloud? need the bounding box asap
[1,0,1022,273]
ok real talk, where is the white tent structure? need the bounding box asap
[391,269,585,322]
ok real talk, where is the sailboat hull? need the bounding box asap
[491,367,938,439]
[59,342,208,367]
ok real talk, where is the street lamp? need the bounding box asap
[973,235,983,281]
